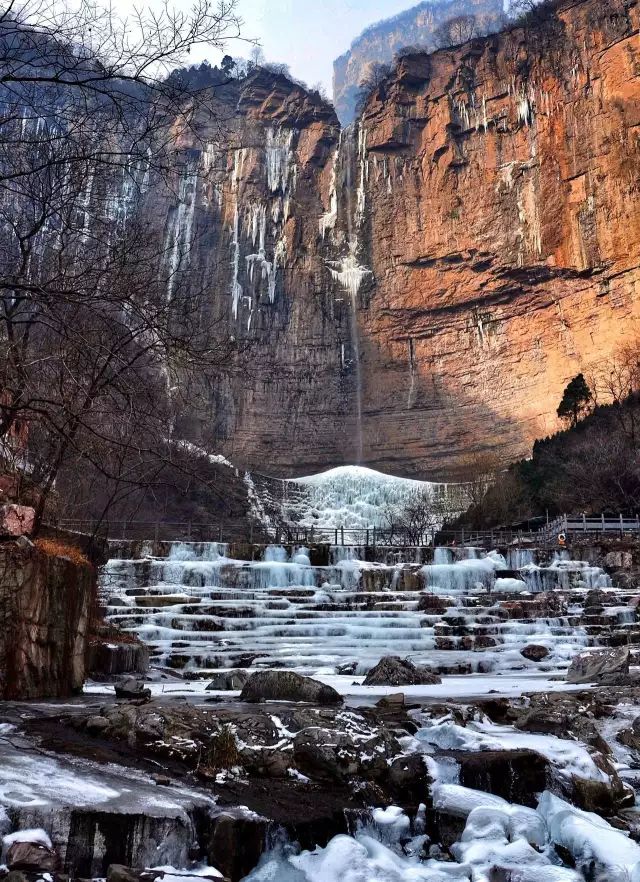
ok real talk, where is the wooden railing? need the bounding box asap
[541,514,640,539]
[55,514,640,548]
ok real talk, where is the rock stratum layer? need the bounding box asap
[0,542,94,699]
[153,0,640,479]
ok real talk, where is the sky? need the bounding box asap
[108,0,424,95]
[233,0,424,93]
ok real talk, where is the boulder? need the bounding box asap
[6,838,60,873]
[85,715,111,735]
[88,641,149,678]
[376,693,405,708]
[457,749,549,807]
[206,670,248,691]
[363,656,441,686]
[618,715,640,752]
[293,726,396,782]
[239,671,343,705]
[387,753,430,804]
[571,770,635,813]
[0,505,35,537]
[566,646,630,685]
[520,645,550,662]
[114,678,151,701]
[515,706,571,736]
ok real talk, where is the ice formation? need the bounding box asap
[102,540,611,679]
[327,252,370,299]
[319,150,338,238]
[281,465,459,530]
[265,127,295,193]
[240,794,596,882]
[164,162,198,301]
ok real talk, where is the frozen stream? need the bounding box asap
[102,541,618,680]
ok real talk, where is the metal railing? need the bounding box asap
[56,513,640,548]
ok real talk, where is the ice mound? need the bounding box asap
[241,797,587,882]
[282,465,462,530]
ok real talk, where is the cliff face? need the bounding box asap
[350,0,640,478]
[151,72,360,472]
[0,542,94,699]
[135,0,640,480]
[332,0,505,125]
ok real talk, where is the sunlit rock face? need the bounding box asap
[69,0,640,480]
[183,0,640,480]
[352,0,640,478]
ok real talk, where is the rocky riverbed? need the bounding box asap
[4,665,640,881]
[4,539,640,881]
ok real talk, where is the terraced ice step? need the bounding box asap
[100,541,637,678]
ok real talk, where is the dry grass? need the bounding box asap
[35,538,91,568]
[200,725,240,772]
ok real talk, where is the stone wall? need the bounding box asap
[0,540,95,699]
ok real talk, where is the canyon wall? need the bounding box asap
[353,0,640,478]
[148,0,640,480]
[0,541,94,698]
[153,73,358,474]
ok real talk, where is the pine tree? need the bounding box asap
[557,374,592,428]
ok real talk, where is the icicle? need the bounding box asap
[231,204,242,319]
[328,252,370,299]
[356,126,367,224]
[319,151,338,238]
[164,161,198,301]
[265,127,296,193]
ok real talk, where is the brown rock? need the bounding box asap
[6,841,60,874]
[363,656,441,686]
[240,671,343,705]
[567,646,630,685]
[0,505,35,537]
[458,749,549,807]
[520,645,550,662]
[0,543,93,699]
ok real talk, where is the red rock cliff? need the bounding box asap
[155,0,640,480]
[352,0,640,478]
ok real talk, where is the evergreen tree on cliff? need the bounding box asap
[557,374,593,428]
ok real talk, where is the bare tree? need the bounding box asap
[589,340,640,443]
[544,428,640,513]
[356,61,391,111]
[384,488,440,545]
[0,0,246,529]
[509,0,557,25]
[457,452,504,510]
[434,15,478,49]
